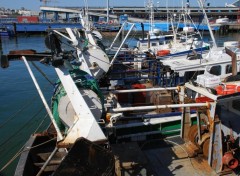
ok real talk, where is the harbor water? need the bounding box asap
[0,32,240,176]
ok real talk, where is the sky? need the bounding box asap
[0,0,236,11]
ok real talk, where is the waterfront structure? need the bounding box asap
[1,4,240,33]
[87,6,240,23]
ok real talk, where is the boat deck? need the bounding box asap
[111,137,218,176]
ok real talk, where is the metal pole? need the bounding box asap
[197,0,217,48]
[112,102,208,112]
[225,47,237,76]
[108,22,126,50]
[107,0,109,23]
[110,23,135,65]
[22,56,63,141]
[110,87,177,93]
[36,147,58,176]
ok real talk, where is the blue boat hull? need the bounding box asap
[0,30,14,37]
[3,23,83,33]
[124,22,219,32]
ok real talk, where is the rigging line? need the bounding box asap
[0,113,51,155]
[186,17,203,59]
[0,106,45,148]
[0,80,53,129]
[0,95,39,129]
[187,14,203,39]
[31,61,55,86]
[34,113,49,133]
[0,145,25,173]
[125,27,138,46]
[0,137,57,173]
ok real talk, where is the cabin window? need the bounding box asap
[232,99,240,112]
[209,65,221,76]
[151,43,157,47]
[226,64,232,74]
[159,41,164,45]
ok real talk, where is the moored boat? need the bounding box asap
[0,25,14,37]
[1,1,240,175]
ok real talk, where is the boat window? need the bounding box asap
[226,64,232,74]
[209,65,221,76]
[159,41,164,45]
[232,99,240,112]
[151,43,157,47]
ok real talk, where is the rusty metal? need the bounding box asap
[225,47,237,76]
[4,49,52,62]
[188,125,199,146]
[209,120,223,173]
[222,152,239,169]
[181,107,191,141]
[202,138,210,158]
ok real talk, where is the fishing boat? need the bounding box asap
[1,1,240,176]
[153,0,240,87]
[2,40,240,175]
[92,0,121,32]
[216,17,229,25]
[135,0,210,58]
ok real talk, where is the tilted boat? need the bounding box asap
[2,41,240,175]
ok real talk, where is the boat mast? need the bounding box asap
[146,0,154,34]
[107,0,109,23]
[82,0,89,30]
[197,0,217,48]
[166,0,169,32]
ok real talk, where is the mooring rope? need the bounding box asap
[31,61,55,86]
[0,137,57,173]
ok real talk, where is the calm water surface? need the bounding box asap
[0,32,239,175]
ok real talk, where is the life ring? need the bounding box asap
[215,84,240,95]
[157,50,170,56]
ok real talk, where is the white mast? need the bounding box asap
[166,0,169,32]
[107,0,109,23]
[197,0,217,48]
[146,0,154,34]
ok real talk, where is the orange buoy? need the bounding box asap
[224,84,237,95]
[224,89,236,95]
[237,86,240,92]
[157,50,170,56]
[215,84,240,95]
[225,84,237,89]
[215,85,224,95]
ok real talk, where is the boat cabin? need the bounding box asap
[136,35,168,52]
[159,45,240,86]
